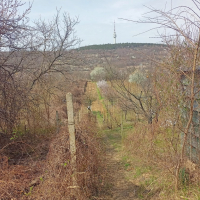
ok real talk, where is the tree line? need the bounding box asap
[79,42,165,50]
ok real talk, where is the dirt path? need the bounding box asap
[85,81,104,112]
[85,82,150,199]
[103,131,149,200]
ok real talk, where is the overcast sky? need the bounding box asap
[22,0,194,46]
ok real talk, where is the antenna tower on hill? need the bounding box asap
[113,21,117,44]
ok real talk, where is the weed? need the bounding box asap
[134,167,143,178]
[144,176,156,187]
[124,162,131,169]
[121,155,131,169]
[25,186,33,196]
[179,167,189,188]
[10,129,24,140]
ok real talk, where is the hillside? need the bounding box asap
[73,44,168,78]
[79,43,165,50]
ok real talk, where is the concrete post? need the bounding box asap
[66,93,78,190]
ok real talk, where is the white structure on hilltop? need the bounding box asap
[113,21,117,44]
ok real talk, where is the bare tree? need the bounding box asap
[0,0,31,49]
[0,1,81,134]
[0,0,32,133]
[28,10,81,89]
[106,65,159,124]
[121,0,200,190]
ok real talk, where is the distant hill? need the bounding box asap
[78,43,165,50]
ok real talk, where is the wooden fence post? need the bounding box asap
[66,93,79,191]
[79,107,82,122]
[121,110,124,140]
[56,111,60,134]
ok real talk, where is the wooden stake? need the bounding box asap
[121,110,124,140]
[56,111,60,134]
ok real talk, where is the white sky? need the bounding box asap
[21,0,194,46]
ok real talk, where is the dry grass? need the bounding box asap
[124,122,200,199]
[29,114,104,200]
[0,79,105,200]
[0,114,104,200]
[0,155,43,199]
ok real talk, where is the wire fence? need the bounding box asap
[182,109,200,163]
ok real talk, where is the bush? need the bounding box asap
[90,67,106,81]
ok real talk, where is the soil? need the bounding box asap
[102,131,150,200]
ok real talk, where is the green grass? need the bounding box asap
[96,85,103,100]
[92,111,104,125]
[92,85,200,200]
[133,166,151,179]
[102,127,123,151]
[122,155,131,169]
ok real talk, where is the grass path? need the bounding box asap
[86,81,199,200]
[102,129,151,200]
[86,82,156,199]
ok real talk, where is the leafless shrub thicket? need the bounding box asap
[0,114,104,200]
[28,115,104,200]
[118,0,200,192]
[0,0,81,136]
[0,1,105,199]
[105,64,159,124]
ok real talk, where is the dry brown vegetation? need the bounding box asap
[0,3,105,198]
[28,115,103,200]
[0,77,106,199]
[3,0,200,199]
[78,45,167,72]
